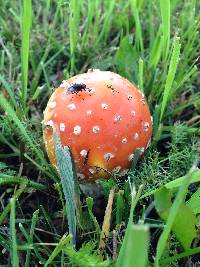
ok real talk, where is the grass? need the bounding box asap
[0,0,200,266]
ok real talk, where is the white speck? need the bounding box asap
[140,98,146,104]
[112,166,121,173]
[92,126,100,133]
[74,125,81,135]
[86,110,92,115]
[80,149,88,157]
[104,153,114,161]
[151,116,153,122]
[89,168,96,174]
[114,115,122,122]
[101,103,109,110]
[77,173,85,180]
[131,110,136,116]
[86,88,95,94]
[49,101,56,108]
[128,154,134,161]
[122,138,127,144]
[127,95,133,100]
[60,123,65,132]
[144,122,150,132]
[46,120,54,127]
[134,133,139,140]
[67,103,76,110]
[114,134,118,138]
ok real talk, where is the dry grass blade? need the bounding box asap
[98,187,115,256]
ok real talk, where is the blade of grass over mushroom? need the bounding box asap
[54,131,77,246]
[159,36,181,122]
[154,171,195,266]
[159,0,170,60]
[21,0,32,108]
[69,148,82,228]
[10,197,19,267]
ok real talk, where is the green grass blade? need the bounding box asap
[186,187,200,214]
[140,170,200,199]
[30,0,62,95]
[96,0,115,44]
[115,190,125,225]
[160,0,170,60]
[25,210,39,267]
[0,183,27,225]
[0,95,55,180]
[154,171,194,266]
[19,223,45,264]
[54,131,77,245]
[159,36,181,122]
[69,0,76,73]
[161,246,200,264]
[10,197,19,267]
[155,186,197,250]
[44,234,71,266]
[21,0,32,107]
[0,173,46,191]
[117,186,145,266]
[0,75,17,107]
[138,58,144,92]
[86,197,101,238]
[130,0,144,55]
[116,224,149,267]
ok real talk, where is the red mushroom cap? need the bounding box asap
[43,69,152,182]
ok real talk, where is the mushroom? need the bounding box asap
[42,69,152,181]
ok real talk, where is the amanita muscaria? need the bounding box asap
[43,69,152,182]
